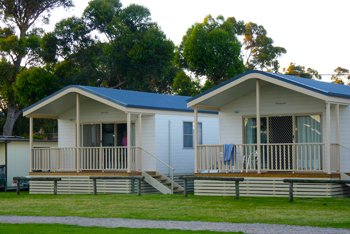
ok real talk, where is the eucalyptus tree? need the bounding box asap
[283,62,321,79]
[0,0,73,136]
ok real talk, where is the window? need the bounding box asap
[183,122,202,148]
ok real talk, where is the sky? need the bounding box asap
[46,0,350,82]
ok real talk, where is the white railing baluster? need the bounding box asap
[195,143,325,173]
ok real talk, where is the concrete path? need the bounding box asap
[0,216,349,234]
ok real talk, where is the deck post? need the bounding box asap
[335,104,340,145]
[325,102,331,174]
[16,178,20,195]
[53,180,58,195]
[184,178,188,197]
[235,180,240,199]
[127,112,131,173]
[137,178,142,196]
[93,178,97,195]
[256,79,261,174]
[194,108,198,173]
[289,181,294,202]
[137,114,142,171]
[76,93,80,172]
[29,117,33,172]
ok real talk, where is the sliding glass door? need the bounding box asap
[81,123,135,147]
[243,114,322,171]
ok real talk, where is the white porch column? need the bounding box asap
[29,117,33,173]
[127,112,131,173]
[76,93,80,172]
[256,79,261,174]
[325,102,331,174]
[137,113,142,171]
[335,104,340,173]
[194,108,198,173]
[335,104,340,145]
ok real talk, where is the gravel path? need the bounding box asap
[0,216,349,234]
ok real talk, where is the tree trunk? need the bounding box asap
[2,102,22,136]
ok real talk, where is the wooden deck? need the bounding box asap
[195,172,340,179]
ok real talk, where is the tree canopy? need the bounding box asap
[177,15,245,86]
[243,22,286,72]
[331,67,350,85]
[283,63,321,80]
[176,15,286,91]
[0,0,73,136]
[44,0,176,92]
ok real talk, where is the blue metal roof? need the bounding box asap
[24,85,216,114]
[80,86,193,112]
[188,70,350,102]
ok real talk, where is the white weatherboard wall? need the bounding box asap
[58,120,75,147]
[155,113,219,175]
[340,106,350,172]
[7,142,29,187]
[140,115,156,171]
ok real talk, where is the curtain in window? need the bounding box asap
[83,124,100,147]
[244,118,267,144]
[244,118,256,144]
[296,115,321,143]
[296,115,322,170]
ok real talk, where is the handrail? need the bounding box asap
[138,147,175,194]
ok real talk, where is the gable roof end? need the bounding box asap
[187,70,350,107]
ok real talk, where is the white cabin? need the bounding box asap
[187,70,350,197]
[23,86,218,194]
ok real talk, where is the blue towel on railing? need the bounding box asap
[224,144,235,165]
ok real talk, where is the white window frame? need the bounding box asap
[183,121,202,149]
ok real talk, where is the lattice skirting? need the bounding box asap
[194,178,350,197]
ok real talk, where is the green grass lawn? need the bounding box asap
[0,223,240,234]
[0,192,349,228]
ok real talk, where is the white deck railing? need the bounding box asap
[32,146,139,172]
[197,143,333,173]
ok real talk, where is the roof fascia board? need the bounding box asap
[23,87,127,117]
[328,97,350,105]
